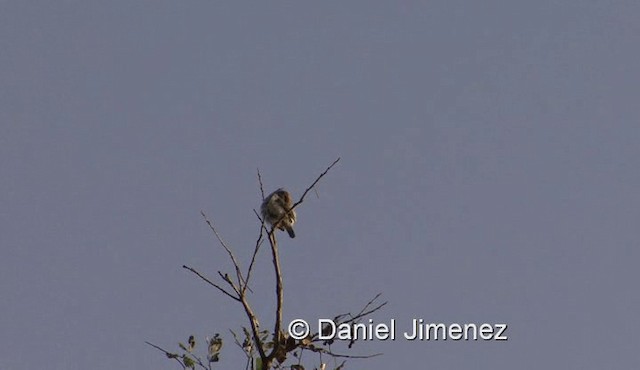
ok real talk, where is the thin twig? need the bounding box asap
[257,168,265,200]
[342,294,388,325]
[229,329,253,359]
[145,341,186,370]
[330,293,387,324]
[182,265,239,301]
[200,210,247,289]
[184,351,210,370]
[290,157,340,211]
[244,209,267,294]
[270,157,341,233]
[246,168,267,294]
[218,270,241,295]
[310,294,387,349]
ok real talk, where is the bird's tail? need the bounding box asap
[286,226,296,238]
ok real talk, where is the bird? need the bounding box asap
[261,188,297,238]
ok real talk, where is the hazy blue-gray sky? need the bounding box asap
[1,1,639,369]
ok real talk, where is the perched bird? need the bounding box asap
[261,188,297,238]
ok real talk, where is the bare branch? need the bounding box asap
[309,294,387,352]
[342,294,388,325]
[145,341,187,370]
[218,270,241,295]
[196,192,275,365]
[290,157,341,211]
[269,157,341,236]
[229,329,252,358]
[239,290,268,362]
[244,209,267,294]
[257,168,266,200]
[200,210,247,289]
[182,265,239,301]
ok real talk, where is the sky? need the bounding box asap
[1,1,639,369]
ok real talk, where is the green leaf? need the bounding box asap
[183,356,195,368]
